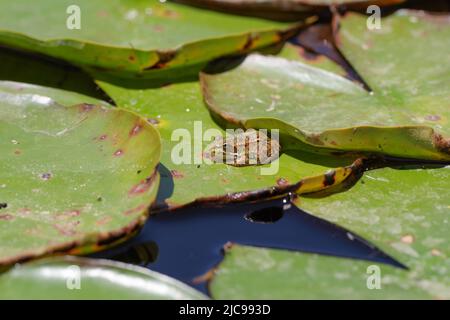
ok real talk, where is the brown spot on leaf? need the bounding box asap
[306,133,324,146]
[433,133,450,154]
[401,234,415,244]
[53,221,80,236]
[171,170,184,179]
[114,149,124,157]
[425,115,441,121]
[0,214,13,221]
[128,55,136,62]
[123,204,148,216]
[56,210,80,220]
[129,178,153,196]
[78,103,95,113]
[147,51,176,69]
[431,248,443,256]
[14,149,21,155]
[241,34,256,52]
[276,178,289,187]
[129,123,142,137]
[68,210,80,216]
[128,171,157,197]
[162,9,179,19]
[96,216,112,226]
[99,134,108,141]
[323,170,336,187]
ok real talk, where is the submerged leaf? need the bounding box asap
[0,81,161,265]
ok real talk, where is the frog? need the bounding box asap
[203,129,280,167]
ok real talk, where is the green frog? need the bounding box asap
[203,129,280,167]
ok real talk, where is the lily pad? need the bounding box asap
[210,244,438,299]
[0,81,161,265]
[299,166,450,297]
[0,256,206,299]
[97,80,364,210]
[0,0,299,79]
[200,10,450,161]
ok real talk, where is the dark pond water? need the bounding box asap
[92,195,405,296]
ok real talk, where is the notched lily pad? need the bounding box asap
[0,256,206,299]
[200,10,450,161]
[0,81,161,265]
[0,0,301,79]
[299,166,450,298]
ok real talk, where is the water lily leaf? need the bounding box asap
[0,81,161,265]
[0,0,299,80]
[299,166,450,297]
[175,0,404,21]
[97,80,363,210]
[210,244,437,299]
[0,256,206,299]
[200,10,450,161]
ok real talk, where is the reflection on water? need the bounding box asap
[92,196,404,295]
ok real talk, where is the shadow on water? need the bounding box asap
[155,164,175,207]
[92,195,406,296]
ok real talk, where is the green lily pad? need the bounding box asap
[200,10,450,161]
[210,244,439,299]
[299,166,450,297]
[98,79,365,210]
[0,256,206,299]
[0,0,298,79]
[0,81,161,265]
